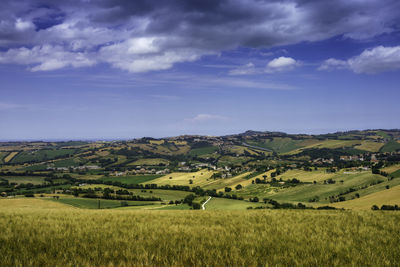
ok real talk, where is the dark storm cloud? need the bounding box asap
[0,0,399,72]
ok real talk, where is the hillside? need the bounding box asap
[0,129,399,211]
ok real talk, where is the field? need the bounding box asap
[381,164,400,174]
[100,174,163,184]
[237,172,384,202]
[11,149,76,164]
[4,151,19,163]
[276,168,337,183]
[380,140,400,152]
[189,146,218,156]
[129,158,170,166]
[204,197,265,210]
[147,169,215,186]
[2,176,46,185]
[0,198,400,266]
[202,172,253,190]
[53,197,157,209]
[333,185,400,210]
[76,185,190,201]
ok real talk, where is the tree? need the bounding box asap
[224,187,232,192]
[235,184,242,190]
[189,179,193,184]
[192,203,201,209]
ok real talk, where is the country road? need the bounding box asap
[202,197,212,210]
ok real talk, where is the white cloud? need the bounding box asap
[15,18,34,31]
[185,114,229,123]
[229,63,258,75]
[319,46,400,74]
[0,0,399,73]
[265,57,299,73]
[99,37,204,72]
[0,45,96,71]
[318,58,349,71]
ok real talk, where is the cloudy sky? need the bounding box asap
[0,0,399,140]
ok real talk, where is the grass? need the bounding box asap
[381,164,400,174]
[269,172,384,203]
[76,184,190,201]
[101,174,163,184]
[188,146,218,156]
[11,149,76,164]
[204,197,265,210]
[380,140,400,152]
[129,158,170,166]
[354,141,384,152]
[332,185,400,210]
[237,172,384,203]
[2,176,46,185]
[148,169,216,186]
[52,197,156,209]
[202,172,253,191]
[276,168,337,183]
[52,158,82,167]
[0,198,400,266]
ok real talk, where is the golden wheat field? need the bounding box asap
[0,198,399,266]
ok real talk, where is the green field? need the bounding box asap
[189,146,218,156]
[11,149,76,164]
[129,158,170,166]
[76,185,190,201]
[380,140,400,152]
[204,197,266,210]
[0,198,399,266]
[333,185,400,210]
[101,174,163,184]
[53,197,157,209]
[2,176,46,185]
[148,169,215,186]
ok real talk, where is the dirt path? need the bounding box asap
[202,196,212,210]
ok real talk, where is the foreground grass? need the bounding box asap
[0,198,399,266]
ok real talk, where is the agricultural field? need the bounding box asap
[266,172,384,203]
[202,172,253,191]
[204,197,266,210]
[1,198,400,266]
[52,197,157,209]
[276,168,338,183]
[76,184,190,201]
[381,164,400,174]
[189,145,218,156]
[332,185,400,210]
[4,151,19,163]
[1,176,46,185]
[380,140,400,152]
[147,169,215,186]
[129,158,170,166]
[354,141,384,152]
[10,149,76,164]
[100,174,163,184]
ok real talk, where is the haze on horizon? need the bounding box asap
[1,0,399,140]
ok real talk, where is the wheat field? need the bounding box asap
[0,198,399,266]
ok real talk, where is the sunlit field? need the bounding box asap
[1,198,399,266]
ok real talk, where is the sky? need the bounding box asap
[0,0,399,140]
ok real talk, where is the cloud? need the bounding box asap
[319,46,400,74]
[265,57,299,73]
[0,0,399,72]
[185,114,229,123]
[229,63,258,75]
[0,45,96,71]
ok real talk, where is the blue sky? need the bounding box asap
[0,0,399,140]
